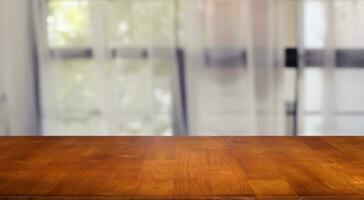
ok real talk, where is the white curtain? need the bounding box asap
[14,0,364,136]
[299,0,364,135]
[0,0,39,135]
[34,0,287,135]
[35,0,178,135]
[181,0,286,135]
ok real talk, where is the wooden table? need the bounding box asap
[0,137,364,199]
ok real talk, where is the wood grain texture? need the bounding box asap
[0,136,364,200]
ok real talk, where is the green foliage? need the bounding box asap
[48,0,91,47]
[47,0,176,47]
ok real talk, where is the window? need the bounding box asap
[301,0,364,135]
[43,0,177,135]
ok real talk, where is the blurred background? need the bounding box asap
[1,0,364,136]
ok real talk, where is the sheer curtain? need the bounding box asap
[299,0,364,135]
[0,0,39,135]
[180,0,286,135]
[0,0,293,135]
[32,0,287,135]
[35,0,178,135]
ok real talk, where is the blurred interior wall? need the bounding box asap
[0,0,39,134]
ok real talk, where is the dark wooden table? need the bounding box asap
[0,136,364,199]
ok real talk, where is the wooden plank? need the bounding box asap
[0,136,363,199]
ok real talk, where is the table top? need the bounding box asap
[0,136,364,200]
